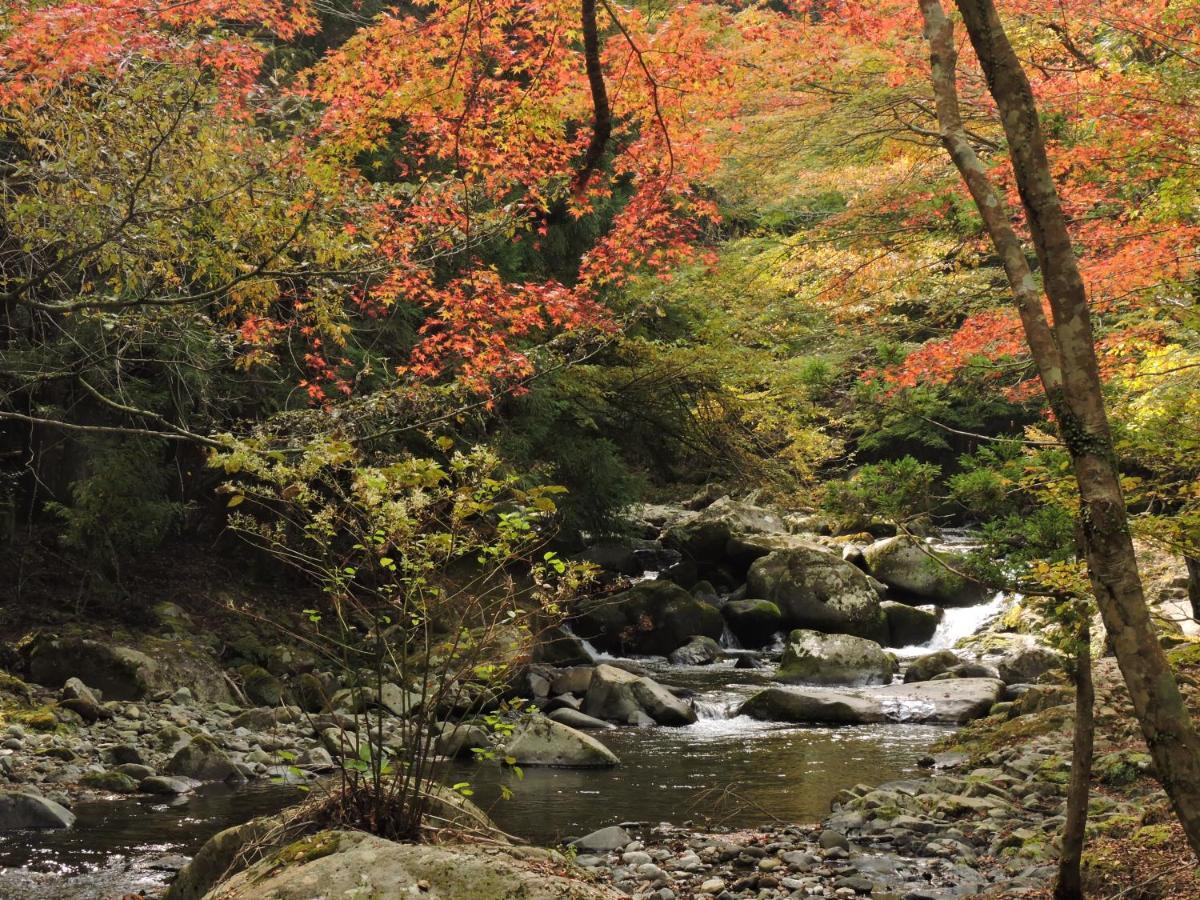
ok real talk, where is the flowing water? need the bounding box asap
[443,661,949,846]
[0,537,1010,898]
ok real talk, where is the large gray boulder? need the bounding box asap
[166,736,244,783]
[584,664,696,726]
[28,637,159,700]
[572,580,722,656]
[881,601,942,647]
[667,635,722,666]
[963,633,1062,685]
[776,630,897,687]
[739,678,1005,725]
[503,716,619,768]
[721,599,783,647]
[0,792,75,830]
[904,649,961,683]
[747,547,889,642]
[862,536,988,605]
[204,830,622,900]
[664,497,787,562]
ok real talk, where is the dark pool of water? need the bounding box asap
[0,780,300,899]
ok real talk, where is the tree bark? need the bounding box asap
[917,0,1200,858]
[572,0,612,198]
[1055,619,1094,900]
[1186,555,1200,622]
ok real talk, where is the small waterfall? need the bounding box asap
[718,624,743,651]
[892,590,1010,659]
[692,694,741,720]
[560,624,608,663]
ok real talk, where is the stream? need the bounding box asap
[0,539,1010,899]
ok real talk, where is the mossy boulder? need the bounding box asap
[80,770,139,793]
[881,601,941,647]
[747,547,888,642]
[862,536,988,606]
[1095,749,1154,786]
[903,649,961,684]
[667,635,723,666]
[777,630,897,686]
[165,735,244,783]
[571,579,722,655]
[27,637,159,700]
[204,831,621,900]
[238,665,283,707]
[722,599,783,647]
[664,497,787,563]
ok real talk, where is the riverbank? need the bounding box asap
[576,651,1200,900]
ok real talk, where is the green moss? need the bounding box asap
[1087,813,1139,838]
[0,671,34,703]
[1094,750,1153,786]
[934,703,1071,756]
[15,707,60,731]
[252,832,341,883]
[1166,639,1200,672]
[1132,824,1174,848]
[81,770,138,793]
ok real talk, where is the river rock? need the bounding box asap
[904,649,961,683]
[206,831,621,900]
[664,497,788,562]
[721,599,783,647]
[238,665,283,707]
[584,664,696,726]
[164,816,277,900]
[0,791,76,830]
[572,825,634,852]
[551,666,595,696]
[165,735,244,782]
[667,635,722,666]
[746,547,889,642]
[434,721,490,757]
[881,601,941,647]
[987,635,1062,684]
[378,682,424,717]
[724,532,815,570]
[572,580,723,656]
[59,676,109,723]
[548,708,615,730]
[27,637,159,700]
[739,678,1005,725]
[533,626,596,667]
[861,536,988,605]
[504,716,619,768]
[230,705,303,730]
[777,630,897,686]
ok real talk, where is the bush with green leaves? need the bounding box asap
[214,438,592,839]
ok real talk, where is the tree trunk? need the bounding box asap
[1055,620,1094,900]
[917,0,1200,858]
[1186,555,1200,623]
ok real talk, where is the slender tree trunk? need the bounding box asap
[917,0,1200,858]
[573,0,612,198]
[1055,619,1094,900]
[1186,555,1200,623]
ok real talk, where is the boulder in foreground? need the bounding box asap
[504,716,619,768]
[204,830,622,899]
[738,678,1005,725]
